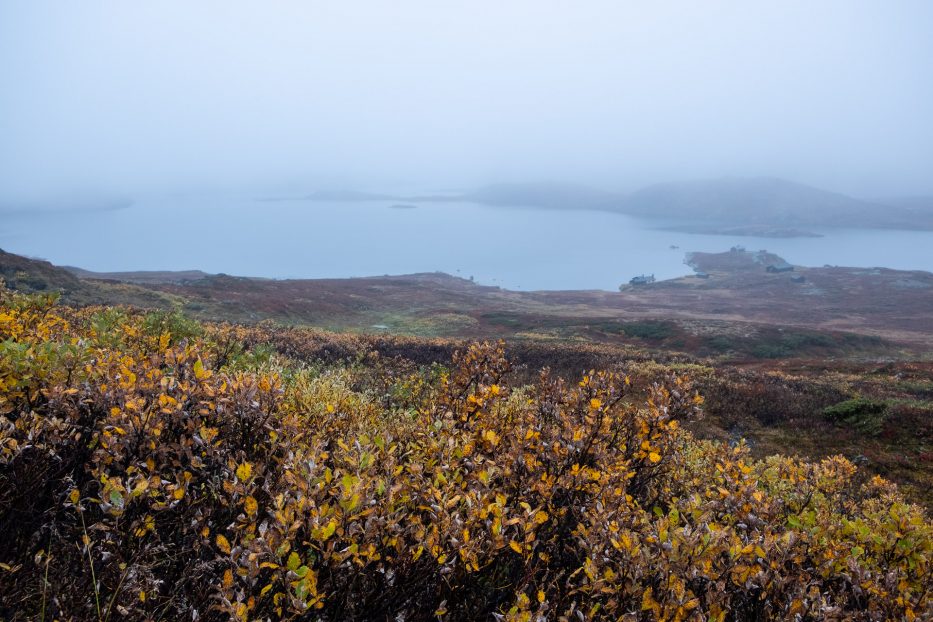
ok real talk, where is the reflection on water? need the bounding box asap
[3,195,932,291]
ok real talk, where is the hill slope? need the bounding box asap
[3,247,932,351]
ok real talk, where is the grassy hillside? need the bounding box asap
[1,286,930,620]
[4,247,930,354]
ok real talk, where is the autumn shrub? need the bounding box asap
[702,370,847,427]
[0,286,930,621]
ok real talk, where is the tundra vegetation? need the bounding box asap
[0,285,930,621]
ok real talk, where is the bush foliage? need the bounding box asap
[0,287,930,621]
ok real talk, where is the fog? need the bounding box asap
[2,1,933,204]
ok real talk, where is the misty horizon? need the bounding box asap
[2,1,933,203]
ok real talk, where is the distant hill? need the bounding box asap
[64,266,212,285]
[255,189,397,202]
[0,248,185,309]
[617,177,929,229]
[454,178,933,233]
[3,246,932,349]
[879,196,933,214]
[464,182,621,210]
[266,179,933,234]
[0,249,85,294]
[0,196,132,214]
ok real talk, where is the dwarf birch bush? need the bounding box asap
[0,286,929,621]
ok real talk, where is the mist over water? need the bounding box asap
[1,2,932,285]
[3,197,932,290]
[2,1,933,202]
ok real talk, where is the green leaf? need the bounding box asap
[109,489,124,507]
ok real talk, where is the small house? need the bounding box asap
[766,262,794,273]
[791,274,806,283]
[694,271,710,279]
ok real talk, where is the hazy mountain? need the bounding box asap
[464,182,621,210]
[0,195,132,214]
[879,196,933,214]
[616,177,928,228]
[259,178,933,234]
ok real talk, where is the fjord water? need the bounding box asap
[3,195,933,291]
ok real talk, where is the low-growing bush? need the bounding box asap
[823,398,889,436]
[620,320,678,342]
[823,398,888,422]
[0,286,930,621]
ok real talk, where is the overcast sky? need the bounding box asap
[1,1,932,201]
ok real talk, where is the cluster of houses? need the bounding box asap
[623,247,807,289]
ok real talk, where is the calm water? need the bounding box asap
[3,195,933,291]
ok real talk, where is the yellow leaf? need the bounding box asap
[508,540,523,554]
[642,587,655,611]
[590,398,602,410]
[69,488,80,504]
[193,357,211,381]
[236,462,253,481]
[648,452,661,463]
[223,569,233,589]
[172,486,185,500]
[320,519,337,541]
[216,534,231,554]
[200,426,219,443]
[132,478,149,497]
[244,496,258,516]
